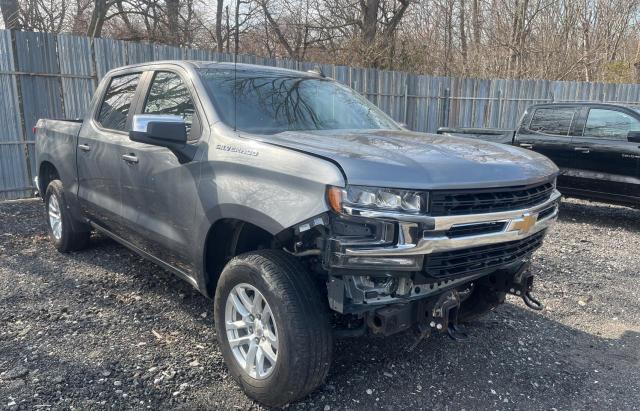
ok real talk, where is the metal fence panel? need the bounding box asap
[14,31,64,181]
[4,28,640,200]
[0,30,30,200]
[14,31,59,73]
[94,37,127,80]
[127,41,154,65]
[184,47,209,61]
[58,34,96,119]
[154,44,182,60]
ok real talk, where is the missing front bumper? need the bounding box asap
[333,261,545,338]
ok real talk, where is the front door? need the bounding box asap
[117,70,205,274]
[77,72,143,233]
[515,105,579,190]
[569,107,640,202]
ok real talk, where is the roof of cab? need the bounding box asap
[108,60,321,78]
[528,101,640,110]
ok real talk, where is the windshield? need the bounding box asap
[197,68,399,134]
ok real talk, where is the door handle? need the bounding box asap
[78,144,91,152]
[574,147,590,154]
[519,143,534,149]
[122,154,139,164]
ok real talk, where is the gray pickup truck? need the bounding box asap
[35,61,560,406]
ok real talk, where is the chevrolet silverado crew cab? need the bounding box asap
[439,102,640,208]
[35,61,560,406]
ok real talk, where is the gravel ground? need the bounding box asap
[0,198,639,410]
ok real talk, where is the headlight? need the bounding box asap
[327,185,427,214]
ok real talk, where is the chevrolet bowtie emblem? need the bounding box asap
[510,212,538,234]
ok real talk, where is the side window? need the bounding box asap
[143,71,197,139]
[97,73,141,132]
[528,107,576,136]
[583,109,640,140]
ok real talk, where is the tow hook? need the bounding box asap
[506,264,545,311]
[447,323,468,341]
[429,290,469,341]
[522,291,544,310]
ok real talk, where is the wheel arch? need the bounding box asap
[38,160,60,196]
[201,213,294,298]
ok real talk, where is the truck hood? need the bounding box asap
[262,129,559,190]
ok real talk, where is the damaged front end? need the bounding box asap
[290,181,561,340]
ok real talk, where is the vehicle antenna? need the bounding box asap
[233,0,238,132]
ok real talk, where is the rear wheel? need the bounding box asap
[44,180,90,252]
[214,250,333,407]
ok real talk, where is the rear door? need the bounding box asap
[77,72,143,233]
[117,69,206,275]
[569,106,640,202]
[515,105,580,190]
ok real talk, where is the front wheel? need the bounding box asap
[214,250,333,407]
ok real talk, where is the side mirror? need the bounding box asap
[628,130,640,143]
[129,114,196,163]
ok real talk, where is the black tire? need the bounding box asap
[44,180,90,252]
[214,250,333,407]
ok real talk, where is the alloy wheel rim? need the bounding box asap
[48,194,62,240]
[224,283,279,379]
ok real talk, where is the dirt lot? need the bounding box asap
[0,198,639,410]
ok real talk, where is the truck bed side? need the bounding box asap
[34,119,82,196]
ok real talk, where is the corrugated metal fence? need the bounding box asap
[3,28,640,200]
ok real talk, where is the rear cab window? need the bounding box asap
[527,107,577,136]
[96,72,142,132]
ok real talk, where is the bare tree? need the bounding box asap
[86,0,107,36]
[216,0,224,52]
[165,0,179,44]
[5,0,640,83]
[1,0,22,29]
[256,0,315,60]
[361,0,377,43]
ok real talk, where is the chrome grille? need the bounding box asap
[429,182,554,216]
